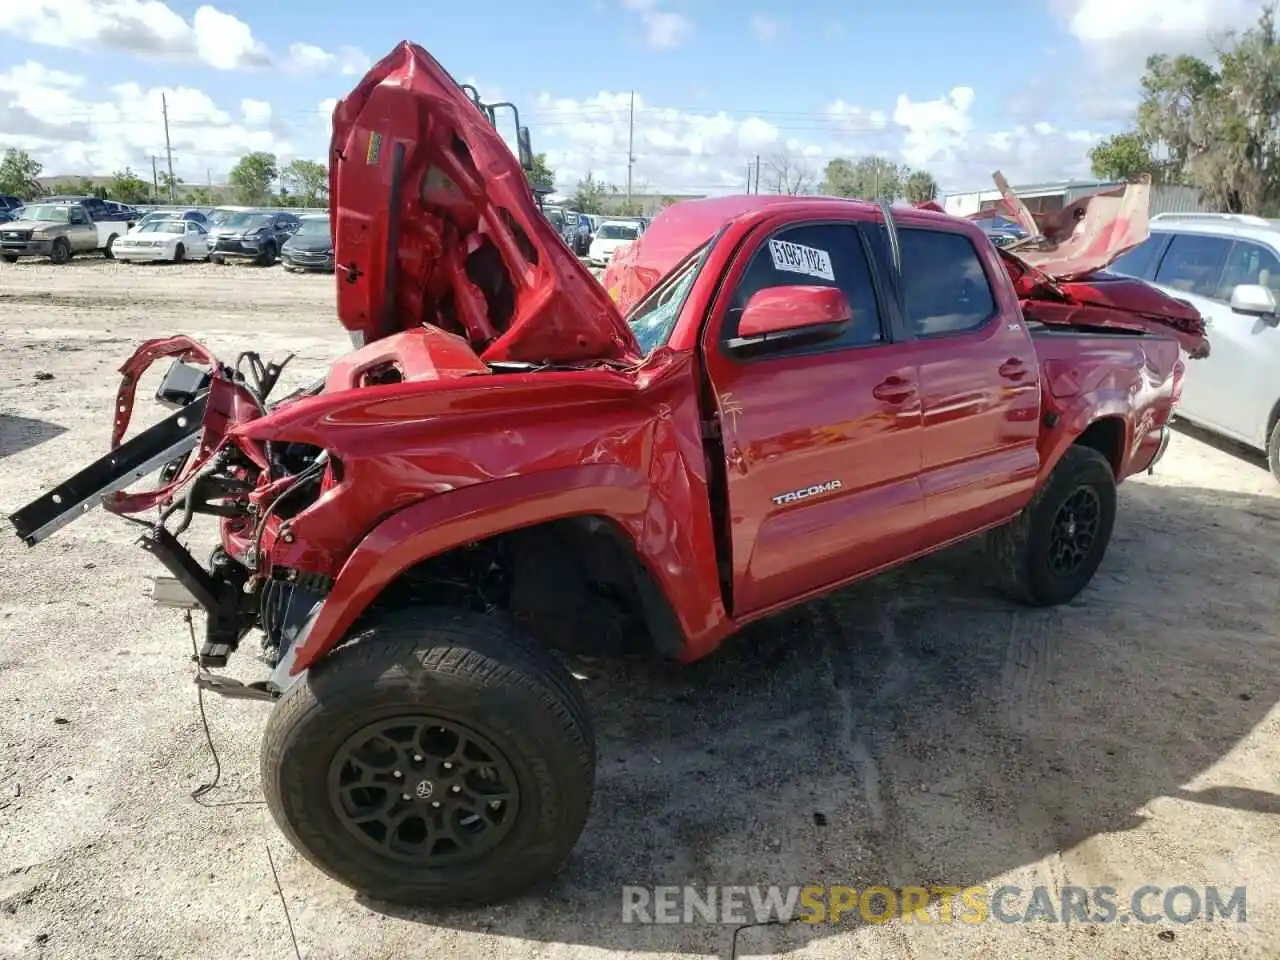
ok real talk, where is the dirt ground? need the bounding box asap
[1,259,1279,960]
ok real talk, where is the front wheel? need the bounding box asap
[257,242,276,266]
[1,254,17,264]
[173,243,185,263]
[49,238,71,264]
[261,607,596,907]
[986,445,1117,606]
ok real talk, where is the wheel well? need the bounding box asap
[1072,417,1124,475]
[1267,398,1280,446]
[359,515,685,660]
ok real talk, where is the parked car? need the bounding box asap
[8,40,1209,913]
[44,195,135,226]
[970,213,1028,247]
[0,201,125,262]
[562,209,592,255]
[280,213,334,272]
[208,209,300,265]
[0,195,24,219]
[1104,211,1280,480]
[587,218,642,264]
[112,217,211,263]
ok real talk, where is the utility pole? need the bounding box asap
[746,163,752,194]
[625,91,635,212]
[161,93,176,203]
[754,154,761,194]
[150,156,159,198]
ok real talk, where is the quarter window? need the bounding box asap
[1152,234,1232,299]
[723,223,884,352]
[898,228,996,337]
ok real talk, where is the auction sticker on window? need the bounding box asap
[768,239,834,282]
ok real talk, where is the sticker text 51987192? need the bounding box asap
[768,239,835,282]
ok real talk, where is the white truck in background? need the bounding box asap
[0,200,129,263]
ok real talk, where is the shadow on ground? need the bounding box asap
[0,414,67,460]
[1172,416,1270,474]
[364,481,1280,954]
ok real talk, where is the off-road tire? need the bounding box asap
[986,444,1117,606]
[1,254,17,264]
[173,243,185,263]
[103,234,118,259]
[49,238,71,265]
[261,607,596,908]
[1266,418,1280,484]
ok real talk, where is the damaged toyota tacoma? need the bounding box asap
[8,42,1209,909]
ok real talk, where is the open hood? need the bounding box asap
[329,42,641,366]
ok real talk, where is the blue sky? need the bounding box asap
[0,0,1265,194]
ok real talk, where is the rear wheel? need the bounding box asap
[261,607,596,907]
[1266,419,1280,484]
[103,234,118,259]
[986,445,1117,606]
[210,253,224,265]
[49,238,71,264]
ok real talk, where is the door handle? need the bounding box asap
[872,376,916,403]
[999,358,1028,381]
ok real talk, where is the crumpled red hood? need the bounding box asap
[330,41,640,365]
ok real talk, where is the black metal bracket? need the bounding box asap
[137,526,254,668]
[8,394,208,546]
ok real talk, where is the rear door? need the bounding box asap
[897,225,1041,543]
[1143,232,1239,437]
[700,217,926,616]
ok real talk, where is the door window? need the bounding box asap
[723,222,885,353]
[1107,234,1165,279]
[1152,233,1232,299]
[1215,240,1280,299]
[898,228,997,337]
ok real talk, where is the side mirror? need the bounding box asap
[726,285,851,353]
[517,127,534,172]
[1230,283,1279,324]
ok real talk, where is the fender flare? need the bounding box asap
[286,463,714,674]
[1037,393,1132,487]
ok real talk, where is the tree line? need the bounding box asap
[1088,3,1280,215]
[0,148,329,207]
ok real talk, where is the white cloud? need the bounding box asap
[749,14,780,42]
[241,99,272,125]
[527,84,1106,195]
[0,59,297,180]
[0,55,1104,198]
[0,0,271,70]
[285,42,371,76]
[1056,0,1264,80]
[620,0,693,49]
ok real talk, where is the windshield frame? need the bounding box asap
[294,217,331,236]
[598,223,640,240]
[623,238,714,356]
[21,204,70,222]
[136,219,183,234]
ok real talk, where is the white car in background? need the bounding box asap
[1106,211,1280,480]
[587,219,642,266]
[113,217,211,263]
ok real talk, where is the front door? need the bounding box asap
[700,219,926,617]
[1160,236,1280,448]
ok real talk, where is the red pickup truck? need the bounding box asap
[9,42,1208,910]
